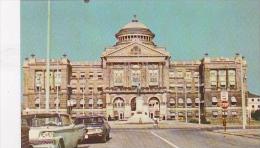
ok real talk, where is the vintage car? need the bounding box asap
[23,113,86,148]
[74,115,111,143]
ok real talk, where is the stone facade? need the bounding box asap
[22,18,247,123]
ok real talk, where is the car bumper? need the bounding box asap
[30,139,58,148]
[32,143,58,148]
[85,132,104,139]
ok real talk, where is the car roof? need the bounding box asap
[22,113,70,119]
[74,115,104,119]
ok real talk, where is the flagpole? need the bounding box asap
[45,0,51,112]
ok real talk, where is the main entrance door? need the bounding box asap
[150,112,154,119]
[119,112,124,120]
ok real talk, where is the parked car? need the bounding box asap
[22,113,86,148]
[74,115,111,143]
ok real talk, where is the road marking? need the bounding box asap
[151,131,180,148]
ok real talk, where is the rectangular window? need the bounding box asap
[177,71,183,78]
[210,70,217,86]
[97,72,103,80]
[72,72,77,78]
[185,71,192,80]
[219,70,226,87]
[54,71,61,86]
[72,88,77,94]
[169,72,175,78]
[113,70,124,86]
[35,71,42,87]
[80,72,85,78]
[97,87,103,92]
[149,70,159,86]
[131,70,140,86]
[89,72,94,79]
[228,70,236,86]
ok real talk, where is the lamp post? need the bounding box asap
[45,0,51,112]
[240,57,246,129]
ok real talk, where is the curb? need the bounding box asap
[213,131,260,140]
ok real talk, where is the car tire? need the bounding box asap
[101,133,107,143]
[58,139,65,148]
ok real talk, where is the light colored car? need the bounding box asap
[23,113,86,148]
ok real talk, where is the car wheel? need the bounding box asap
[58,139,65,148]
[101,133,107,143]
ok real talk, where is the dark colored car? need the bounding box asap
[74,116,111,143]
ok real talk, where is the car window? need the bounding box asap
[31,116,60,127]
[79,117,104,125]
[60,115,72,126]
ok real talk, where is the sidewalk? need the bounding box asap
[213,129,260,139]
[109,120,213,129]
[108,120,260,130]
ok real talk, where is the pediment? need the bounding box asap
[102,42,170,58]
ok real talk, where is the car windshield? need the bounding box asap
[76,117,103,125]
[31,115,60,127]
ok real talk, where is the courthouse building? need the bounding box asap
[22,17,247,123]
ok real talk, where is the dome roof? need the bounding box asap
[122,20,148,29]
[115,15,155,46]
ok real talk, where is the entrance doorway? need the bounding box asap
[119,112,124,120]
[131,97,136,111]
[150,112,154,119]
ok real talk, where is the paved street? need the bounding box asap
[78,129,260,148]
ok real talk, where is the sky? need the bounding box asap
[21,0,260,94]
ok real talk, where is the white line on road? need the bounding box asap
[151,131,180,148]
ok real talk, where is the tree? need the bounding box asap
[251,109,260,120]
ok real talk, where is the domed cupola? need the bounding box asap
[115,15,155,45]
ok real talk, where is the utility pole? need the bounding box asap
[45,0,51,112]
[241,57,246,129]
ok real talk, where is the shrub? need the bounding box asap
[251,110,260,120]
[189,118,199,123]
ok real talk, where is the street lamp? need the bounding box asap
[45,0,51,112]
[240,56,246,129]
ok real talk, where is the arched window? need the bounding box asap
[187,98,192,107]
[113,97,124,108]
[211,97,218,106]
[168,98,175,107]
[131,97,136,111]
[178,98,184,107]
[231,96,237,106]
[148,97,160,109]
